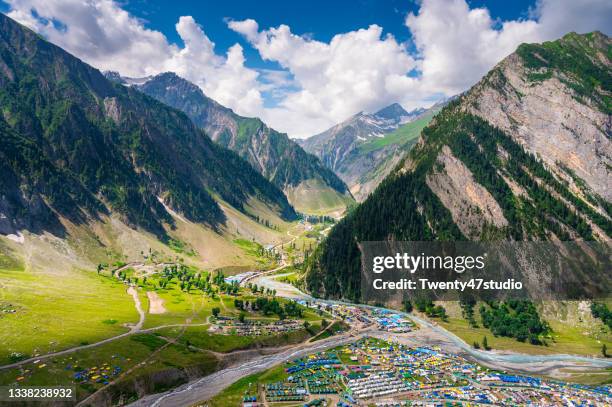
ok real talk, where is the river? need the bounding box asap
[127,273,612,407]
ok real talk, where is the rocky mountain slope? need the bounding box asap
[305,31,611,300]
[300,102,446,200]
[466,32,611,202]
[0,13,295,259]
[114,72,353,216]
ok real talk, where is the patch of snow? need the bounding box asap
[360,115,385,127]
[123,76,153,86]
[6,232,24,244]
[156,196,187,223]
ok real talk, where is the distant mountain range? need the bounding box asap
[105,71,354,216]
[306,31,612,300]
[0,12,296,244]
[299,101,449,200]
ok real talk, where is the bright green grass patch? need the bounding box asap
[130,333,167,351]
[102,319,118,325]
[273,272,299,284]
[0,333,220,402]
[0,241,23,270]
[301,308,329,322]
[0,269,137,364]
[142,290,213,328]
[233,238,263,256]
[286,179,354,216]
[440,317,612,357]
[0,335,162,400]
[233,238,277,269]
[159,327,256,352]
[358,113,435,154]
[546,319,612,357]
[207,365,288,407]
[158,324,318,353]
[139,279,242,329]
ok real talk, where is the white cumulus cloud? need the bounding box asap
[228,20,419,137]
[4,0,265,118]
[403,0,611,96]
[230,0,611,137]
[4,0,612,138]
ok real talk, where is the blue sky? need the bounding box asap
[2,0,610,137]
[117,0,534,70]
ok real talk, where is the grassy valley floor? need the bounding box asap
[430,300,612,358]
[0,215,334,404]
[284,179,354,217]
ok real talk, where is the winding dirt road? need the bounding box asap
[0,225,302,373]
[0,284,146,371]
[127,286,145,331]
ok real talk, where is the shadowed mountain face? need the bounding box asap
[305,31,612,300]
[0,13,296,239]
[299,101,447,201]
[375,103,422,121]
[121,72,353,214]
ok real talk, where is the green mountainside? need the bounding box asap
[130,72,352,214]
[305,32,612,300]
[348,107,442,200]
[300,101,446,201]
[0,13,295,240]
[516,31,611,114]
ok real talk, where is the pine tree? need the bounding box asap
[483,336,490,350]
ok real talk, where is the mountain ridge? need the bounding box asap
[114,71,354,215]
[299,100,448,200]
[305,31,612,300]
[0,12,296,244]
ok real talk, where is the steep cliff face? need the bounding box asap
[425,146,508,239]
[464,32,611,202]
[129,73,353,215]
[306,32,611,300]
[130,72,238,142]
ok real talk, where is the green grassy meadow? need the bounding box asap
[0,267,137,365]
[0,230,333,403]
[206,365,288,407]
[439,315,612,357]
[357,112,435,154]
[285,179,354,216]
